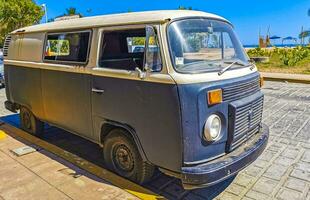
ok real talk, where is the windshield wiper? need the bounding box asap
[218,60,252,76]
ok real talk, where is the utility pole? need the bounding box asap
[41,4,48,23]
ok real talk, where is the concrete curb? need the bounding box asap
[263,76,310,84]
[261,73,310,84]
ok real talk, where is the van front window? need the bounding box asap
[168,19,250,73]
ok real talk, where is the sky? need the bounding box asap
[36,0,310,45]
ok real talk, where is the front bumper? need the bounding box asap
[181,123,269,189]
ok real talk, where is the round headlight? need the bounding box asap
[204,114,221,141]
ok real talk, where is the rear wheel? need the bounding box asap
[103,129,155,184]
[20,107,44,136]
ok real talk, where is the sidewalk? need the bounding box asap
[261,72,310,84]
[0,129,138,200]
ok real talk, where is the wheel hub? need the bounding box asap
[114,144,134,172]
[23,112,31,129]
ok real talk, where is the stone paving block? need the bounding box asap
[273,156,295,167]
[219,192,241,200]
[279,138,291,145]
[284,177,307,192]
[290,168,310,182]
[259,150,277,161]
[297,122,310,140]
[244,166,263,177]
[294,161,310,171]
[276,188,303,200]
[241,197,255,200]
[301,142,310,149]
[234,173,254,187]
[267,143,283,152]
[225,183,246,196]
[281,148,300,159]
[263,164,288,181]
[301,150,310,163]
[253,158,270,168]
[252,177,278,195]
[245,190,270,200]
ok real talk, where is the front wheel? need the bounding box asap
[20,107,44,136]
[103,129,155,184]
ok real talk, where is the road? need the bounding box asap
[0,81,309,200]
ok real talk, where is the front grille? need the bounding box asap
[3,35,12,57]
[223,76,260,102]
[227,96,264,151]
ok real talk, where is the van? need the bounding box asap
[3,10,269,189]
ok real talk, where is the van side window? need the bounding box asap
[98,29,147,70]
[44,31,90,63]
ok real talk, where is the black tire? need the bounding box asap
[103,129,155,184]
[20,107,44,136]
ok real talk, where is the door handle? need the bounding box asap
[92,88,104,94]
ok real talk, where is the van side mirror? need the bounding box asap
[144,25,162,72]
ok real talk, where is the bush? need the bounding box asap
[278,47,309,66]
[247,46,310,66]
[247,48,271,57]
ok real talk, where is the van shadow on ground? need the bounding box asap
[1,114,235,200]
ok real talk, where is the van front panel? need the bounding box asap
[178,72,261,164]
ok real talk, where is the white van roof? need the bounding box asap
[12,10,230,34]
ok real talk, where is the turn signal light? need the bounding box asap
[208,89,223,106]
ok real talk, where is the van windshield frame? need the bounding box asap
[167,17,250,74]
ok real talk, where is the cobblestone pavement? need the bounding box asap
[0,81,309,200]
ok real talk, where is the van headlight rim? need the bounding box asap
[204,114,222,141]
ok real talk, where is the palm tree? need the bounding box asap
[299,30,310,45]
[66,7,76,15]
[65,7,82,17]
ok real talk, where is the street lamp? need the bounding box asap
[41,4,48,23]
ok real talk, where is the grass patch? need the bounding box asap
[256,54,310,74]
[247,47,310,75]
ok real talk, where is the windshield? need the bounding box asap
[168,18,250,73]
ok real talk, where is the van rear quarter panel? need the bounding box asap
[5,33,45,118]
[5,65,44,119]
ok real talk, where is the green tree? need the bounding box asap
[0,0,44,46]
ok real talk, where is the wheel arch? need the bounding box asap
[99,120,149,163]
